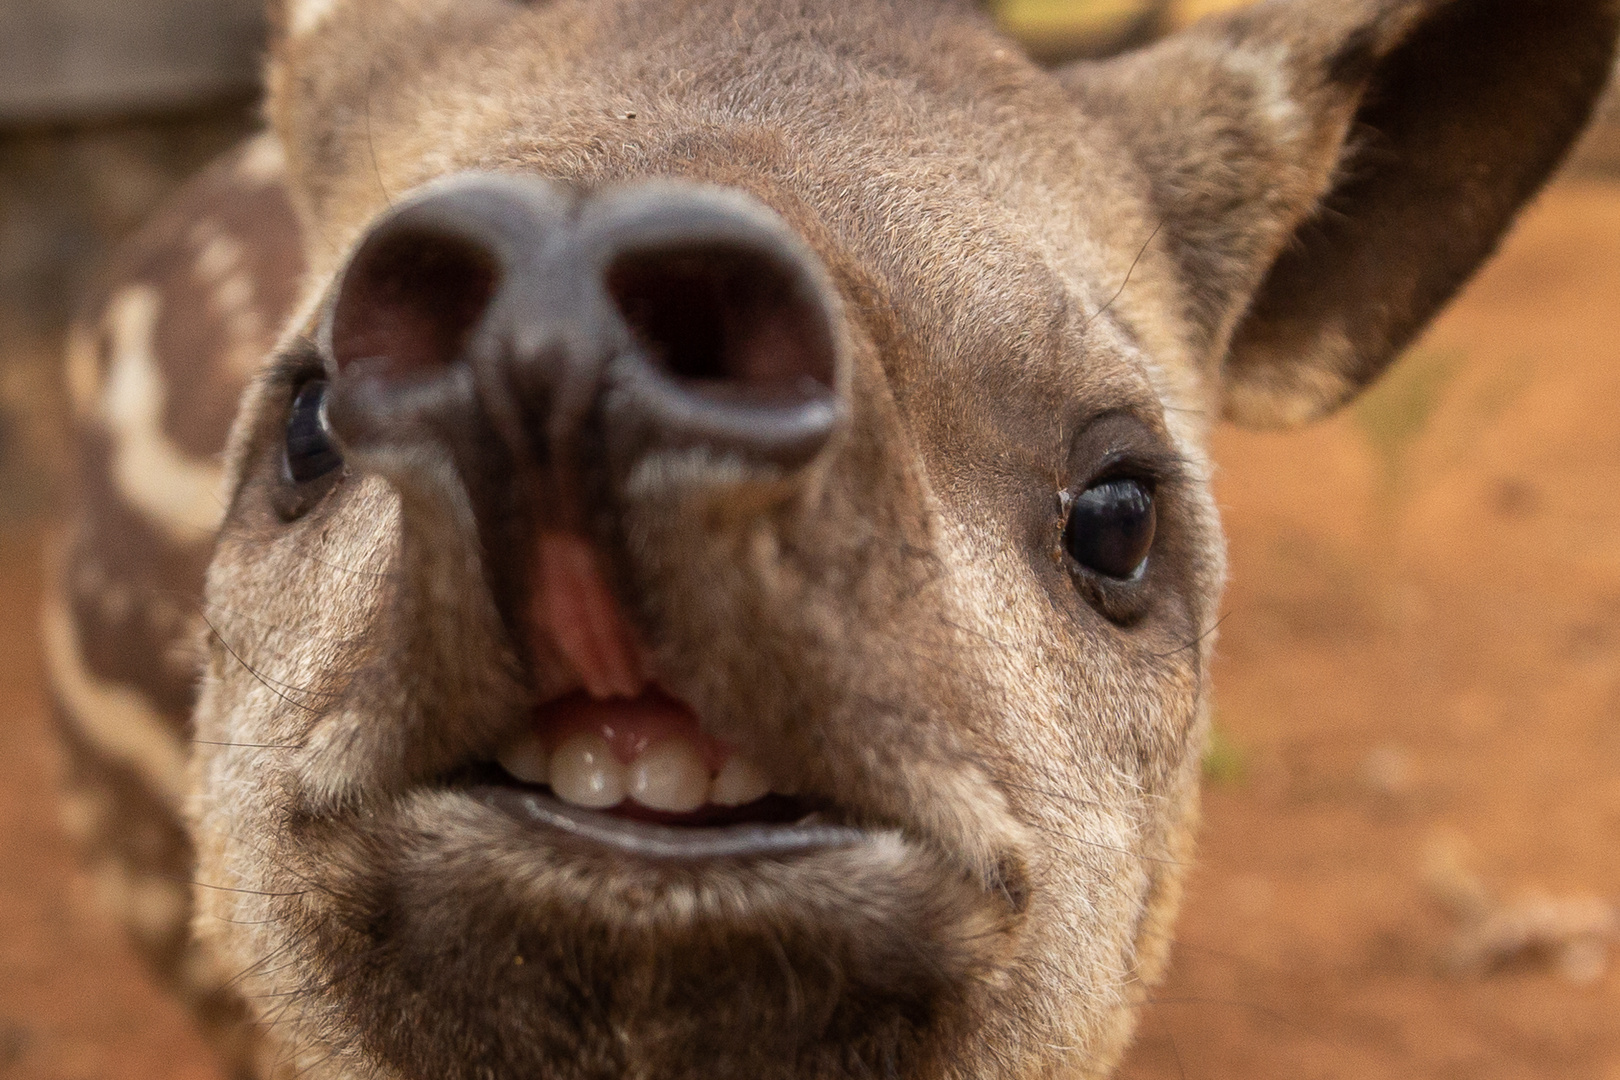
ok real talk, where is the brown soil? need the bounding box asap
[1,178,1618,1080]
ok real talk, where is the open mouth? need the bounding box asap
[474,687,819,823]
[458,532,861,857]
[462,685,865,858]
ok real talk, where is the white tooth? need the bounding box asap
[627,739,710,813]
[710,755,770,807]
[549,733,627,809]
[496,732,550,786]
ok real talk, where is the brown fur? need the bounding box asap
[50,2,1617,1078]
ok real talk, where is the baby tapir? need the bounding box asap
[47,0,1618,1077]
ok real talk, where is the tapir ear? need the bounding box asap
[1064,0,1619,427]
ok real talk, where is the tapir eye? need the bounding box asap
[1063,477,1155,580]
[284,379,343,485]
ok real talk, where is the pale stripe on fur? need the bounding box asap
[100,286,228,544]
[40,594,190,809]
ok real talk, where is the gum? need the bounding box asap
[538,689,735,772]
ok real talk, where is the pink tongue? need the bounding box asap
[541,691,734,771]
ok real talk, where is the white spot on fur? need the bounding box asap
[216,274,255,317]
[164,617,206,681]
[236,133,287,186]
[57,784,112,845]
[224,310,268,380]
[195,231,245,283]
[1222,39,1302,138]
[40,596,189,809]
[87,856,189,947]
[191,224,270,380]
[288,0,339,36]
[100,286,226,544]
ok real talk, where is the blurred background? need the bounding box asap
[0,2,1617,1078]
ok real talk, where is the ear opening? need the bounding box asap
[1067,0,1620,428]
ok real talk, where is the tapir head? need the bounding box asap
[189,1,1617,1077]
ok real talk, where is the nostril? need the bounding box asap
[606,244,837,399]
[330,227,499,378]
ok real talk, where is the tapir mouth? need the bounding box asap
[468,685,841,836]
[463,680,865,860]
[459,530,858,855]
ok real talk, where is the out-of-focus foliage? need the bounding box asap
[1201,718,1250,788]
[1353,349,1462,494]
[994,0,1252,57]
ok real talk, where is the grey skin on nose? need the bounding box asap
[317,173,849,534]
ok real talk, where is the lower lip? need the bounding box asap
[470,785,869,861]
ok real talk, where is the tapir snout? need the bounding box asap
[322,174,849,525]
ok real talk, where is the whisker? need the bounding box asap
[1028,821,1184,867]
[365,56,392,209]
[200,612,325,715]
[183,878,310,899]
[191,738,306,751]
[1084,215,1167,331]
[1145,994,1328,1042]
[1147,609,1232,661]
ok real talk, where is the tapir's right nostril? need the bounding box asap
[329,227,499,378]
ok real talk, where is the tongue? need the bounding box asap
[533,532,647,699]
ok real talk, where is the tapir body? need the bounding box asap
[47,1,1619,1077]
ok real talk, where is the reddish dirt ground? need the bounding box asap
[0,177,1617,1080]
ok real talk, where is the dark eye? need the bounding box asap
[1063,477,1155,580]
[284,379,343,484]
